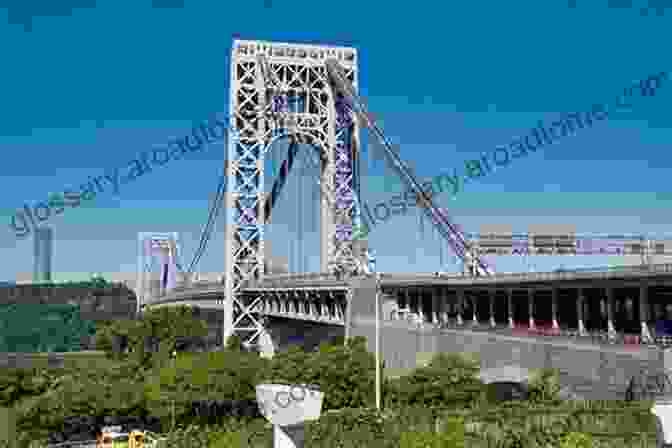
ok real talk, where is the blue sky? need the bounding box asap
[1,0,671,282]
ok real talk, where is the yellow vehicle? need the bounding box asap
[129,430,145,448]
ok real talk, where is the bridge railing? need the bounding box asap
[446,263,672,283]
[261,272,335,281]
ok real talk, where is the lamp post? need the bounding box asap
[368,250,381,411]
[375,271,381,411]
[170,349,177,431]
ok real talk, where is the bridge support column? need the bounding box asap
[416,289,426,323]
[577,289,587,336]
[310,295,320,320]
[528,289,535,330]
[471,295,477,326]
[488,290,495,328]
[440,287,449,324]
[457,289,464,326]
[318,296,327,320]
[410,288,419,319]
[606,287,616,341]
[432,288,440,325]
[403,288,411,316]
[551,288,559,330]
[640,281,653,343]
[507,289,514,329]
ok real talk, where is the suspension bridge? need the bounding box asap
[138,39,672,399]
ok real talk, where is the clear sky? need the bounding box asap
[1,0,671,283]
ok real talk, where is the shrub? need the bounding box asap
[559,431,592,448]
[388,352,484,408]
[95,306,208,367]
[14,356,151,441]
[0,367,67,408]
[157,421,271,448]
[260,336,377,410]
[400,430,465,448]
[144,349,270,428]
[398,415,465,448]
[225,334,243,352]
[526,368,561,404]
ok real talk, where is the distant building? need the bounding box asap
[33,227,53,283]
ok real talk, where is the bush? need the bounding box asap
[526,368,561,404]
[0,367,66,408]
[157,421,271,448]
[95,306,208,367]
[260,336,378,410]
[400,429,464,448]
[144,349,270,428]
[398,415,465,448]
[558,431,592,448]
[225,334,243,352]
[387,352,484,409]
[14,356,151,442]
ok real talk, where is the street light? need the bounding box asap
[367,250,381,411]
[375,271,381,411]
[170,349,177,431]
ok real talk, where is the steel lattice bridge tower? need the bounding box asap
[223,40,369,345]
[218,39,490,347]
[137,232,183,313]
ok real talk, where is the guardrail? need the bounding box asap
[261,272,335,281]
[379,263,672,285]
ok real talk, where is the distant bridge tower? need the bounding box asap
[223,40,362,345]
[137,232,182,313]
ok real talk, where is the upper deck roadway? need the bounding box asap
[146,263,672,307]
[142,264,672,402]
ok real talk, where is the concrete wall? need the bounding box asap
[347,279,667,400]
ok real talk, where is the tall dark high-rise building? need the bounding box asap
[33,227,53,283]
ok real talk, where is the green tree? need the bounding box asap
[95,306,208,367]
[260,336,378,410]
